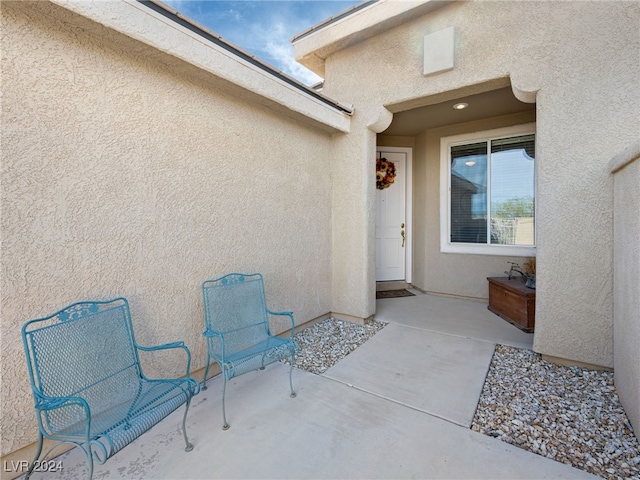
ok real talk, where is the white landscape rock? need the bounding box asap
[472,345,640,480]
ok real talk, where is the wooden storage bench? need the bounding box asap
[487,276,536,333]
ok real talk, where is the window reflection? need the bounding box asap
[450,134,535,246]
[451,142,487,243]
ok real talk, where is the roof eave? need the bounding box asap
[49,0,353,133]
[292,0,453,77]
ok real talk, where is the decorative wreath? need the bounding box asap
[376,157,396,190]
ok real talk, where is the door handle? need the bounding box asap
[401,229,405,248]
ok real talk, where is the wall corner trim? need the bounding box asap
[610,139,640,174]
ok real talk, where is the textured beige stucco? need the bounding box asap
[306,0,639,367]
[611,145,640,436]
[1,1,335,454]
[412,111,537,299]
[3,0,639,460]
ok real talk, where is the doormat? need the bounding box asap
[376,289,415,299]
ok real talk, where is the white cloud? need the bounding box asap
[162,1,357,84]
[264,40,322,85]
[255,20,322,84]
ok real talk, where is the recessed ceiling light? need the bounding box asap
[453,102,468,110]
[465,161,476,167]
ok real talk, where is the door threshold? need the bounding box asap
[376,281,410,292]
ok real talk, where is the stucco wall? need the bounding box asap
[611,143,640,436]
[316,0,639,367]
[330,123,379,322]
[1,1,333,454]
[412,111,537,299]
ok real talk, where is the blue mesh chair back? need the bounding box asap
[26,302,139,435]
[203,274,271,361]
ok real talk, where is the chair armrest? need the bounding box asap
[202,329,223,338]
[137,341,185,352]
[35,392,89,413]
[267,310,293,317]
[203,329,225,361]
[267,310,296,337]
[32,392,92,437]
[135,341,193,380]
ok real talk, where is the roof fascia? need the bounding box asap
[292,0,379,43]
[49,0,352,133]
[292,0,452,77]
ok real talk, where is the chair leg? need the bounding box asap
[25,433,44,479]
[289,350,297,398]
[83,441,94,480]
[182,397,194,452]
[202,359,211,391]
[221,374,230,430]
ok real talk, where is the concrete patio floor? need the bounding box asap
[25,290,598,479]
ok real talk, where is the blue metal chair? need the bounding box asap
[21,298,200,480]
[201,273,298,430]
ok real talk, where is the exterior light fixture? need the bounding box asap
[453,102,468,110]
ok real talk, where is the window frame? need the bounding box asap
[439,123,537,256]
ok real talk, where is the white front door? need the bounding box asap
[376,150,408,281]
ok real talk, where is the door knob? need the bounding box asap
[401,229,405,248]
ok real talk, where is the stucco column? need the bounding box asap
[610,140,640,437]
[331,106,392,324]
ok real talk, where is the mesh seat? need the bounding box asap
[201,273,298,429]
[21,298,199,480]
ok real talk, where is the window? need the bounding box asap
[440,124,536,256]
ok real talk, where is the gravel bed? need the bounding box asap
[472,345,640,480]
[282,317,387,374]
[283,322,638,479]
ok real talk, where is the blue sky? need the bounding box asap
[162,0,360,85]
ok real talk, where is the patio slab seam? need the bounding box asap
[375,319,508,347]
[318,371,481,428]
